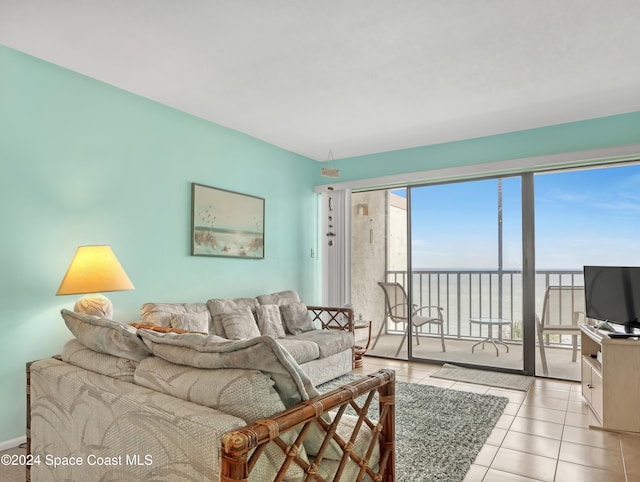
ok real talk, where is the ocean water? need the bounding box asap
[399,270,583,341]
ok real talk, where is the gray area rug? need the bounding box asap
[318,373,508,482]
[431,363,535,391]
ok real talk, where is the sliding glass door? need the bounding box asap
[533,163,640,379]
[407,177,524,371]
[350,161,640,379]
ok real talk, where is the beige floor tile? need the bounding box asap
[462,464,488,481]
[501,431,561,460]
[564,411,591,429]
[568,390,585,402]
[482,468,542,481]
[485,388,527,404]
[566,400,589,414]
[403,375,428,383]
[516,405,566,424]
[495,413,516,430]
[620,433,640,453]
[503,402,522,416]
[555,460,626,482]
[509,417,564,440]
[626,461,640,480]
[522,394,569,412]
[561,425,622,451]
[526,387,571,401]
[392,374,412,383]
[532,378,575,392]
[559,440,624,472]
[621,434,640,480]
[490,447,557,482]
[473,443,499,467]
[390,364,431,378]
[486,427,508,447]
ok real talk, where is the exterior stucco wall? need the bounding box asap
[351,191,407,348]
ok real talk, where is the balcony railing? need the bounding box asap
[385,269,583,346]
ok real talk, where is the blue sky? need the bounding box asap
[402,163,640,270]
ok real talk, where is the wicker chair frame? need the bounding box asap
[221,369,396,482]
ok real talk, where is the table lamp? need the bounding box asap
[56,245,135,319]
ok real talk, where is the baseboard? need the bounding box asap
[0,436,26,452]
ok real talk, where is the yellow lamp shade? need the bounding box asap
[56,245,134,318]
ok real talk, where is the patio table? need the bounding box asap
[470,317,511,356]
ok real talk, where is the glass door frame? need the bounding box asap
[401,174,535,375]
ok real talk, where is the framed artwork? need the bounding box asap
[191,183,265,259]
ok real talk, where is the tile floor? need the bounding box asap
[354,355,640,482]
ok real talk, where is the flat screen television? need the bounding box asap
[583,266,640,333]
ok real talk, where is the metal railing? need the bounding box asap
[385,269,583,345]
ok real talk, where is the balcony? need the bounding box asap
[362,269,585,381]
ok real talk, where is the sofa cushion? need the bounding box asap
[169,312,209,333]
[134,357,286,423]
[220,306,260,340]
[61,309,150,362]
[255,304,286,339]
[206,297,259,338]
[288,330,354,358]
[276,339,320,364]
[62,339,139,383]
[280,302,315,335]
[256,290,300,306]
[140,302,210,329]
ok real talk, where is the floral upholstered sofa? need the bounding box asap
[27,291,396,481]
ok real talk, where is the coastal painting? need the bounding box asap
[191,183,264,259]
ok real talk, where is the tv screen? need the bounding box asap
[583,266,640,332]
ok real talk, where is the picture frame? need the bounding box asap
[191,183,265,259]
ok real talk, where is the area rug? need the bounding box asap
[317,373,508,482]
[431,363,535,391]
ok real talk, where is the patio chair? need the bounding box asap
[371,281,446,357]
[536,285,586,376]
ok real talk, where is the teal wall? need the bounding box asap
[0,46,321,442]
[317,111,640,184]
[2,43,639,444]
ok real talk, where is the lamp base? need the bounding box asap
[74,294,113,319]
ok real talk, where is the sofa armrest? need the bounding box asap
[221,369,396,482]
[307,305,354,333]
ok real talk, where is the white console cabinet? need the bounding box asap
[580,325,640,434]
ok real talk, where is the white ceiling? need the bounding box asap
[2,1,640,161]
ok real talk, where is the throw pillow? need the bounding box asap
[256,290,301,306]
[206,297,260,338]
[220,306,261,340]
[168,312,209,333]
[139,302,209,328]
[255,304,287,339]
[61,309,150,361]
[280,302,315,335]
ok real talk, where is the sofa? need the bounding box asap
[137,290,355,386]
[27,291,396,481]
